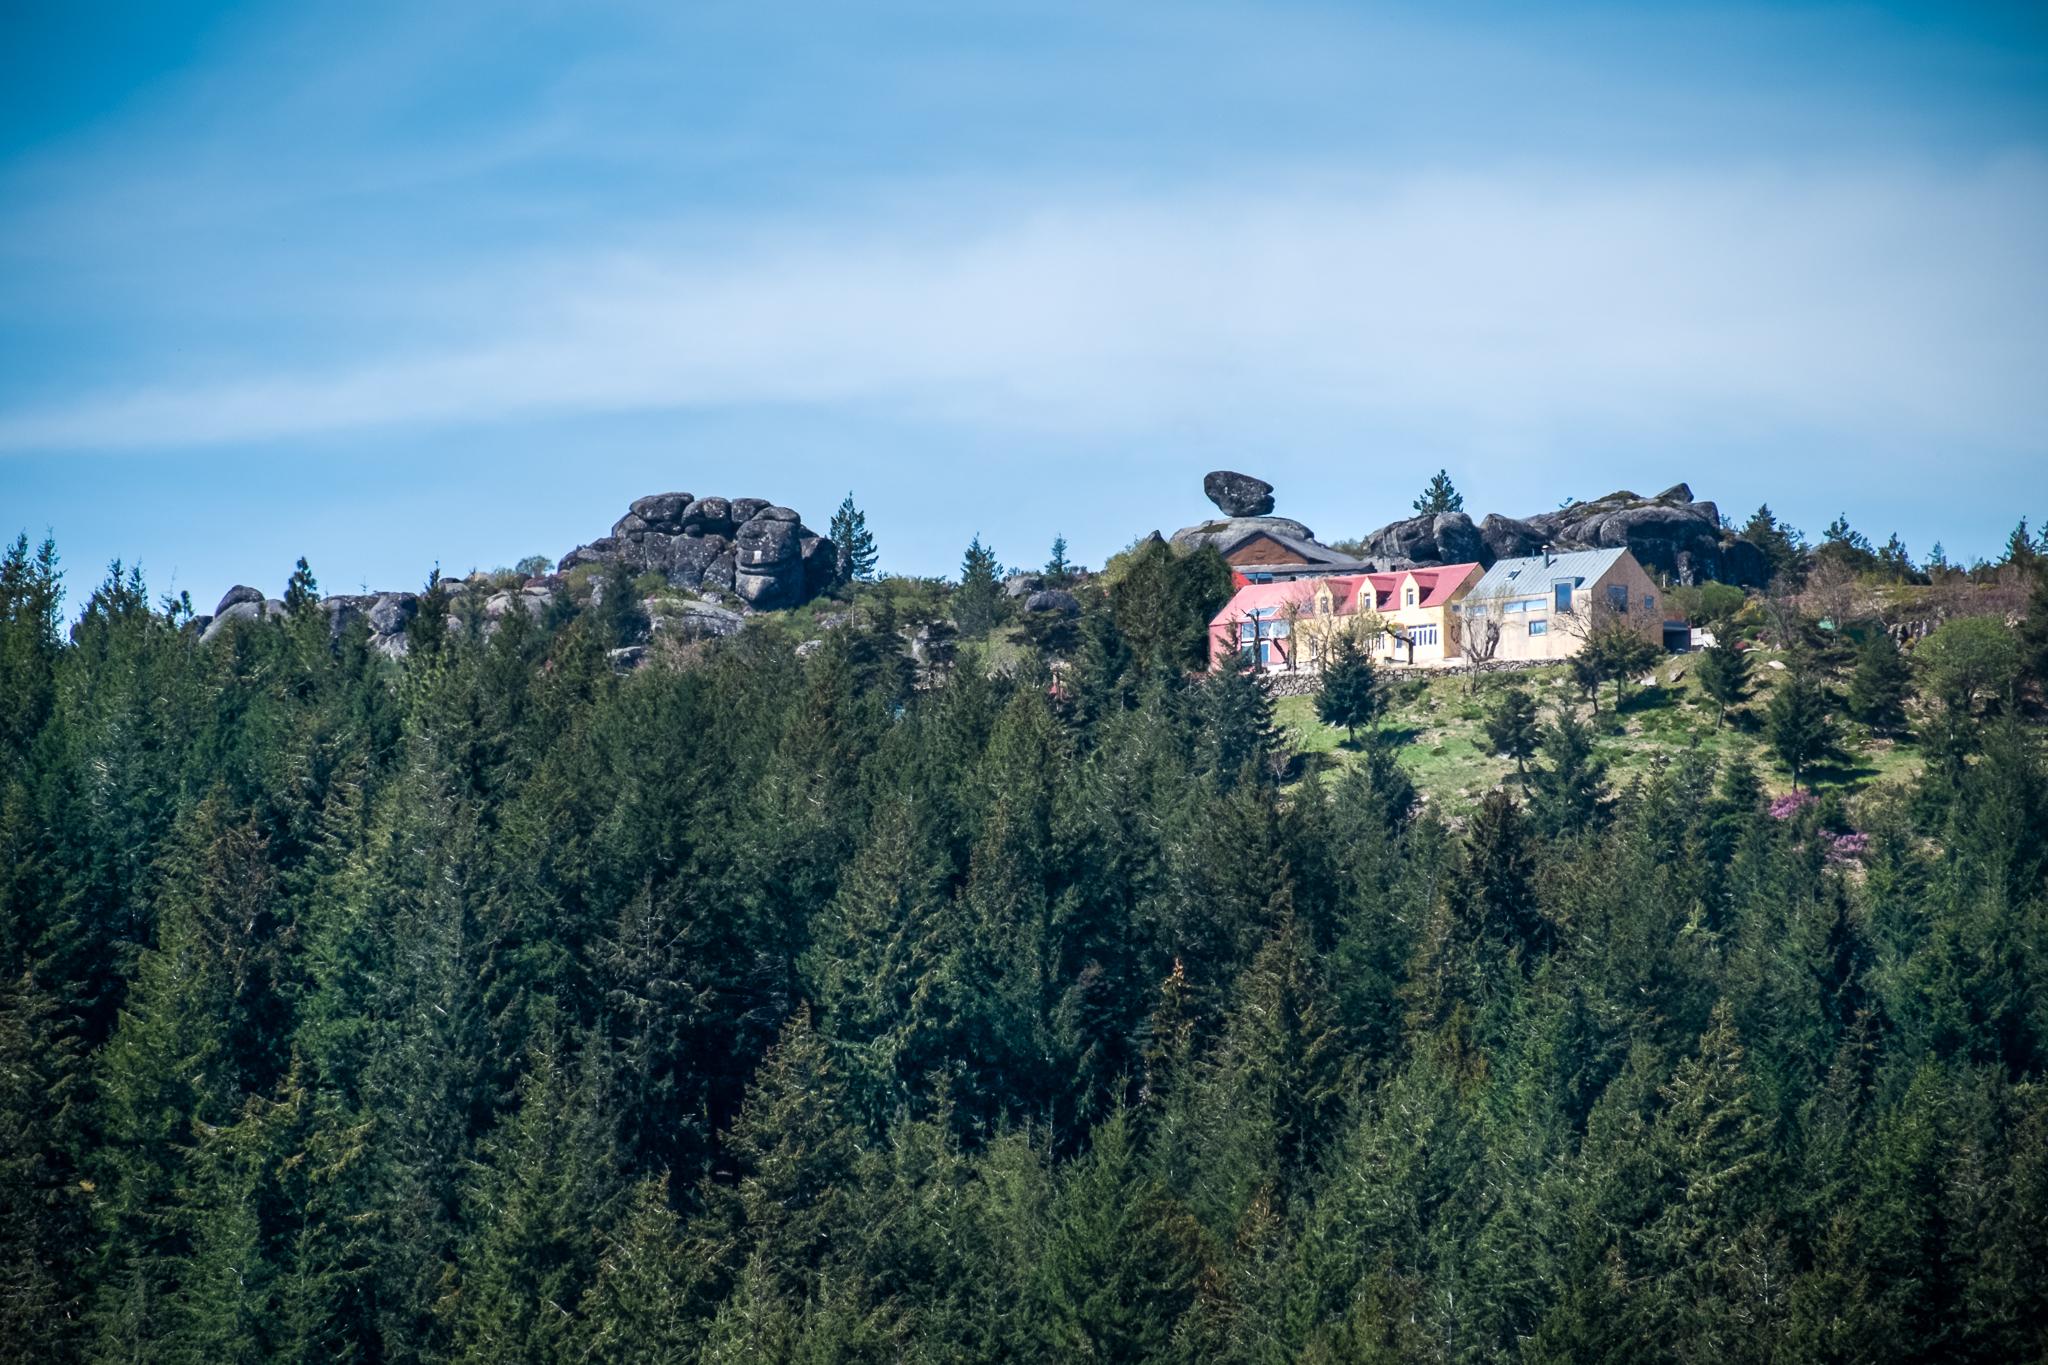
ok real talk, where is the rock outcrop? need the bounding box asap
[1356,484,1766,586]
[1204,470,1276,518]
[560,491,835,609]
[1169,515,1318,555]
[1357,510,1485,567]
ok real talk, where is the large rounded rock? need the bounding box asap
[755,505,801,523]
[613,512,653,539]
[656,533,732,587]
[629,492,694,529]
[1479,513,1545,563]
[367,593,418,635]
[1169,515,1316,555]
[735,566,800,609]
[1431,511,1485,564]
[1025,588,1081,617]
[736,517,801,569]
[1003,572,1045,599]
[729,497,770,524]
[199,598,283,643]
[659,600,745,640]
[215,585,264,616]
[703,550,737,593]
[680,496,733,535]
[800,535,837,597]
[1204,470,1276,518]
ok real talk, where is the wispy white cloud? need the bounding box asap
[5,157,2043,458]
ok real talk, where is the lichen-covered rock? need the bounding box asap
[1169,515,1317,555]
[629,492,694,528]
[215,585,264,616]
[681,496,733,535]
[1025,588,1081,616]
[1204,470,1276,518]
[199,598,284,643]
[729,498,770,524]
[736,517,801,570]
[1478,513,1545,563]
[1004,573,1045,599]
[367,593,418,636]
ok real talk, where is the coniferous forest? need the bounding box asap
[4,530,2047,1364]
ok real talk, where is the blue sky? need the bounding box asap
[2,1,2045,607]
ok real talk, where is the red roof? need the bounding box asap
[1210,563,1480,627]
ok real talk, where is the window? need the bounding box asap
[1528,619,1549,636]
[1643,592,1656,613]
[1244,572,1273,583]
[1411,624,1439,647]
[1405,587,1417,606]
[1503,598,1529,614]
[1466,604,1487,618]
[1271,621,1290,638]
[1239,622,1256,643]
[1554,581,1573,613]
[1608,584,1629,613]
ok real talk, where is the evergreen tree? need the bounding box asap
[828,492,878,586]
[1765,669,1837,791]
[1694,640,1750,728]
[283,556,320,615]
[1847,629,1911,734]
[1484,684,1539,774]
[1740,505,1805,583]
[1527,707,1609,838]
[1412,469,1464,515]
[1044,533,1072,580]
[1316,632,1383,745]
[952,534,1003,639]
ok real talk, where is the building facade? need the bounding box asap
[1209,563,1481,671]
[1453,547,1666,663]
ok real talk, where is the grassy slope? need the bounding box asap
[1275,649,1925,812]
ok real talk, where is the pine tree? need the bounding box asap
[1316,632,1383,745]
[828,492,878,587]
[1412,469,1464,516]
[952,535,1002,639]
[1765,669,1837,791]
[1694,641,1750,728]
[1847,629,1910,734]
[1045,534,1072,580]
[715,1007,860,1301]
[1484,685,1539,775]
[578,1176,701,1364]
[283,556,320,615]
[1035,1108,1206,1360]
[445,1039,614,1364]
[1527,707,1608,838]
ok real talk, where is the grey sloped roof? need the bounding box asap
[1215,527,1365,567]
[1464,547,1628,603]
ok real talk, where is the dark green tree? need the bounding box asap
[1847,629,1911,734]
[828,492,878,586]
[1484,684,1539,775]
[953,534,1003,639]
[1316,632,1383,746]
[1695,640,1751,727]
[1765,669,1838,791]
[1412,469,1464,515]
[1045,534,1073,580]
[283,556,320,615]
[1527,707,1609,838]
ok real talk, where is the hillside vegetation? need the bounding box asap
[3,520,2047,1364]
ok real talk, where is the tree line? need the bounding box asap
[2,529,2046,1363]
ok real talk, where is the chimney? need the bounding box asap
[1542,543,1553,567]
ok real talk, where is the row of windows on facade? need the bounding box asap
[1463,583,1650,618]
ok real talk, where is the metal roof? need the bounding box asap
[1463,546,1630,603]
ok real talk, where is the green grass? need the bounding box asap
[1275,651,1926,812]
